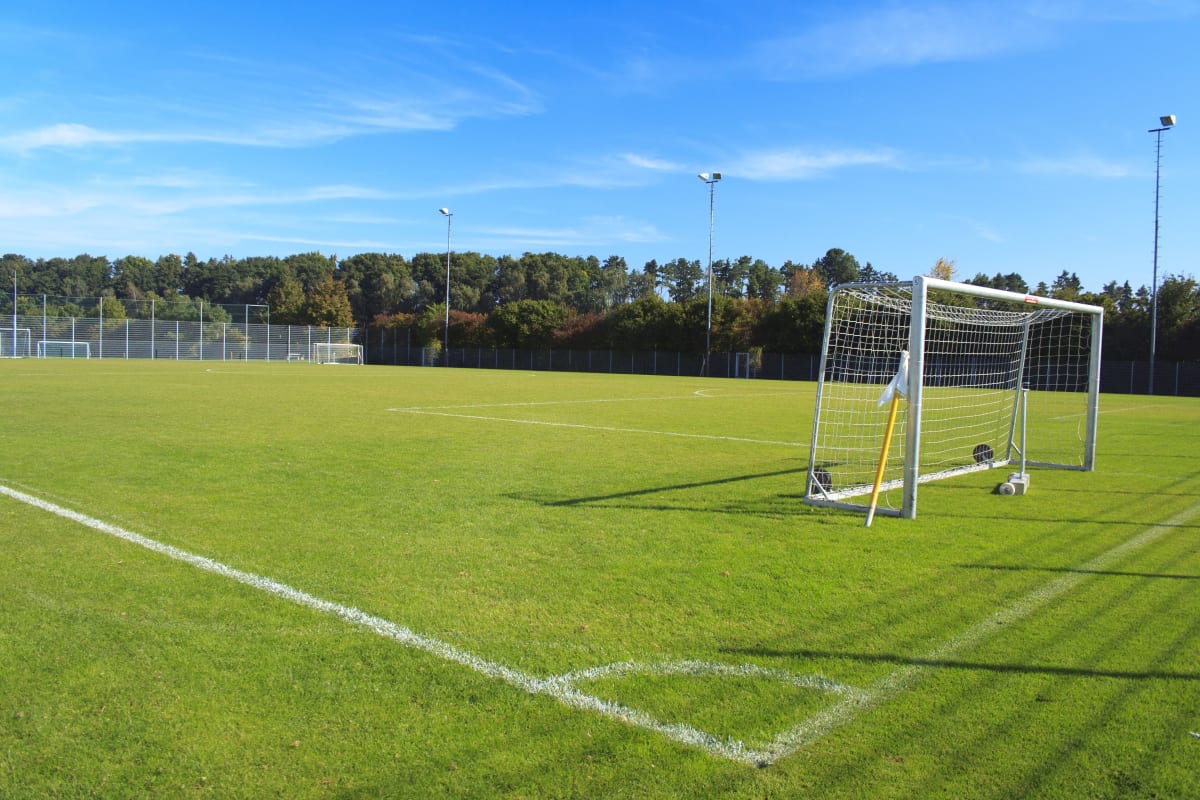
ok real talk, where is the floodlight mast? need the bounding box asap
[697,172,722,376]
[440,208,453,365]
[1148,114,1175,395]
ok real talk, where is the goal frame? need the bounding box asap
[37,340,91,359]
[311,342,363,365]
[1,327,33,358]
[805,275,1103,519]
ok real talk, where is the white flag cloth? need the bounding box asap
[877,350,910,407]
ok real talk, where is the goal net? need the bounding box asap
[312,342,363,365]
[1,328,32,358]
[37,340,91,359]
[804,276,1102,519]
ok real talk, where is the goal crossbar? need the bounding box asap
[805,276,1103,519]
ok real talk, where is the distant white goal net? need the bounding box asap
[805,276,1103,519]
[311,342,363,365]
[1,328,33,358]
[37,340,91,359]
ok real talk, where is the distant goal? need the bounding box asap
[804,276,1103,519]
[37,340,91,359]
[312,342,363,365]
[1,328,33,358]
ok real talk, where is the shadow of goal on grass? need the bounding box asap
[959,563,1200,581]
[508,466,811,517]
[720,646,1200,682]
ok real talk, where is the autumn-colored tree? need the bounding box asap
[302,275,354,327]
[930,257,958,281]
[786,267,825,297]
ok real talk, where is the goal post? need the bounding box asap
[805,276,1102,519]
[311,342,363,365]
[36,340,91,359]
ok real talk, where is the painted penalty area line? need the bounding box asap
[0,483,772,767]
[389,407,806,448]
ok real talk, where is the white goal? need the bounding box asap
[1,328,32,358]
[311,342,363,365]
[804,276,1102,519]
[37,340,91,359]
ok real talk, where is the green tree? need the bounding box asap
[1050,271,1083,301]
[154,254,184,296]
[813,249,860,287]
[605,295,684,350]
[1155,274,1199,361]
[303,275,354,327]
[111,256,155,298]
[265,277,307,325]
[599,256,629,307]
[284,252,338,291]
[660,258,704,302]
[338,252,413,324]
[746,259,783,301]
[487,299,571,348]
[756,292,828,353]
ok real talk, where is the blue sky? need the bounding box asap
[0,0,1195,293]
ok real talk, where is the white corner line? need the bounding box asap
[0,483,772,766]
[7,482,1194,768]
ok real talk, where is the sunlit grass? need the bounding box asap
[1,359,1197,798]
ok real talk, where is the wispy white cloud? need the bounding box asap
[753,1,1200,80]
[730,146,902,180]
[477,216,667,251]
[754,3,1050,79]
[1017,154,1136,178]
[1,36,544,154]
[0,177,388,220]
[1024,0,1200,23]
[621,153,684,172]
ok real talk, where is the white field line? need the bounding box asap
[757,498,1200,761]
[389,408,807,448]
[0,483,773,766]
[395,394,704,412]
[5,482,1196,768]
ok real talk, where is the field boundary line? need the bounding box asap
[389,408,806,448]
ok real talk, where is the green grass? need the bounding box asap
[1,359,1198,798]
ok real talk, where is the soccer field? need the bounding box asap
[2,360,1198,798]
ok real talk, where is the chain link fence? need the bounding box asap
[2,315,356,362]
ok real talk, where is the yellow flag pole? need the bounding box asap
[865,390,901,527]
[864,347,911,528]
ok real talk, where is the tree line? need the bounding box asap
[2,249,1196,361]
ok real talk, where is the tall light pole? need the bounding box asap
[1148,115,1175,395]
[697,172,721,376]
[439,207,453,365]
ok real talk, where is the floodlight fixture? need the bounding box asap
[439,207,450,216]
[1160,115,1176,128]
